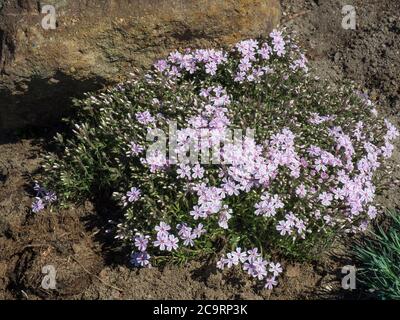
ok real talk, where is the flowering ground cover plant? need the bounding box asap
[37,30,399,290]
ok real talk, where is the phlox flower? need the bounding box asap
[247,248,261,262]
[295,219,307,236]
[367,206,378,220]
[154,59,168,72]
[134,234,150,252]
[153,233,169,251]
[130,252,151,268]
[166,235,179,251]
[177,223,192,237]
[222,179,241,196]
[192,164,205,179]
[314,210,322,219]
[155,222,171,237]
[332,132,355,158]
[295,184,307,198]
[135,111,155,125]
[269,262,283,277]
[193,223,207,238]
[205,62,218,75]
[319,192,333,206]
[181,232,197,247]
[190,205,206,220]
[128,141,144,157]
[384,119,400,141]
[126,187,141,203]
[258,43,271,60]
[177,164,192,180]
[265,277,278,290]
[167,65,181,78]
[168,50,183,64]
[224,253,239,268]
[307,145,322,157]
[236,39,258,57]
[32,198,45,213]
[142,150,168,173]
[199,88,211,98]
[239,57,252,72]
[276,220,292,236]
[254,192,284,217]
[252,258,268,280]
[290,53,308,72]
[234,71,246,83]
[270,29,286,57]
[231,247,248,263]
[197,186,225,215]
[381,141,394,159]
[243,261,257,276]
[217,257,226,270]
[285,212,297,227]
[323,215,333,225]
[314,159,327,173]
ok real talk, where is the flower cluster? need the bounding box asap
[217,248,283,290]
[40,30,398,290]
[155,48,228,78]
[31,182,57,213]
[130,222,207,267]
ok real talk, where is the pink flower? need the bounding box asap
[134,234,150,252]
[276,220,292,236]
[153,233,169,251]
[192,164,205,179]
[128,141,144,157]
[166,235,179,251]
[154,59,168,72]
[367,206,378,220]
[270,29,286,57]
[295,184,307,198]
[217,257,226,270]
[136,111,155,125]
[190,206,206,220]
[127,187,141,202]
[269,262,283,276]
[231,247,248,263]
[265,277,278,290]
[155,222,171,237]
[177,164,192,180]
[319,192,333,206]
[224,253,240,268]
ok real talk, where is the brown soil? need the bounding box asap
[1,0,399,300]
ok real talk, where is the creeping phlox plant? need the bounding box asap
[38,30,398,290]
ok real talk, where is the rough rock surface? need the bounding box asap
[0,0,281,130]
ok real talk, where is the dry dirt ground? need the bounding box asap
[0,0,399,300]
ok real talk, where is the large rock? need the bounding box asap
[0,0,281,130]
